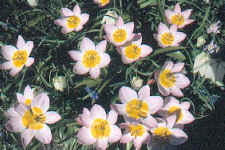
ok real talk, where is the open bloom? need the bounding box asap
[165,3,194,28]
[94,0,110,7]
[0,35,34,76]
[54,5,89,34]
[104,16,134,46]
[77,104,122,150]
[16,85,34,106]
[207,21,221,34]
[5,93,61,147]
[117,33,153,64]
[155,61,190,97]
[68,37,110,79]
[112,85,163,128]
[155,23,186,48]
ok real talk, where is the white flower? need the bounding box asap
[207,21,221,34]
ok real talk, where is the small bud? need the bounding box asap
[131,77,143,90]
[27,0,38,7]
[53,76,67,92]
[196,36,206,47]
[101,11,118,25]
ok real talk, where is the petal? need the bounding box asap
[80,13,89,25]
[178,110,195,125]
[9,67,23,76]
[173,32,186,44]
[169,128,188,145]
[174,73,190,89]
[116,16,124,26]
[24,85,33,99]
[25,57,34,67]
[171,62,184,73]
[180,101,190,110]
[73,5,81,15]
[17,93,25,103]
[90,104,106,120]
[4,107,20,118]
[179,19,194,28]
[171,86,184,97]
[165,10,176,23]
[138,85,150,100]
[163,96,180,110]
[80,37,95,52]
[68,50,82,61]
[14,103,28,116]
[16,35,26,50]
[5,117,25,132]
[54,18,67,27]
[25,41,33,55]
[96,139,108,150]
[140,44,153,57]
[96,40,107,53]
[32,93,49,113]
[162,61,174,71]
[158,23,169,35]
[76,108,92,127]
[119,86,138,103]
[145,96,163,114]
[108,125,122,143]
[1,45,17,60]
[133,132,149,150]
[73,62,89,75]
[174,3,181,13]
[77,127,96,145]
[89,68,101,79]
[0,61,13,70]
[166,114,177,128]
[170,25,178,33]
[21,129,34,148]
[120,133,133,143]
[104,24,116,35]
[45,111,61,124]
[111,104,126,116]
[35,125,52,144]
[182,9,192,19]
[61,8,74,17]
[141,115,158,128]
[99,53,110,68]
[124,22,134,34]
[158,82,170,96]
[121,56,134,64]
[107,110,118,125]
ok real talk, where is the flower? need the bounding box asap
[76,104,122,150]
[5,93,61,148]
[53,76,67,92]
[117,33,153,64]
[16,85,34,106]
[104,16,135,46]
[131,76,143,90]
[165,3,194,28]
[0,35,34,76]
[196,36,206,47]
[154,61,190,97]
[68,37,110,79]
[112,85,163,128]
[27,0,38,7]
[93,0,110,7]
[203,40,220,54]
[54,5,89,34]
[155,23,186,48]
[207,21,221,34]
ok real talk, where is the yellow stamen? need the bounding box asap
[12,50,28,68]
[171,14,184,26]
[82,50,101,68]
[67,16,81,29]
[168,106,183,122]
[153,127,171,137]
[159,69,176,88]
[124,44,141,60]
[112,29,127,43]
[126,99,149,119]
[128,124,146,137]
[24,99,32,106]
[91,118,111,139]
[100,0,110,6]
[160,32,174,46]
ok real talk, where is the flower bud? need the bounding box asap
[53,76,67,92]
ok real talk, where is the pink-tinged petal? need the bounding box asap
[96,40,107,53]
[104,24,116,35]
[61,8,74,17]
[25,57,34,67]
[68,50,82,61]
[9,67,23,76]
[120,133,133,143]
[5,118,25,132]
[174,73,190,89]
[171,86,184,97]
[16,35,26,50]
[126,33,135,43]
[178,110,194,125]
[182,9,192,19]
[166,114,177,128]
[133,132,149,150]
[91,104,106,120]
[140,44,153,58]
[32,93,49,113]
[45,111,61,124]
[61,27,74,34]
[174,3,181,13]
[111,104,126,116]
[170,25,178,33]
[163,96,180,110]
[169,128,188,145]
[171,62,184,73]
[96,139,108,150]
[35,125,52,144]
[54,18,67,27]
[0,61,13,70]
[145,96,163,114]
[142,115,157,128]
[124,22,134,34]
[173,32,186,44]
[73,5,81,15]
[121,56,134,64]
[165,10,176,23]
[138,85,150,100]
[179,19,194,28]
[80,37,95,52]
[108,125,122,143]
[76,108,92,127]
[21,129,34,148]
[116,16,124,26]
[77,127,96,145]
[80,13,89,25]
[158,23,169,35]
[99,53,110,68]
[107,110,118,125]
[25,41,33,55]
[17,93,25,103]
[89,68,101,79]
[14,103,28,116]
[4,107,20,118]
[180,101,190,110]
[2,45,17,60]
[119,86,137,103]
[162,61,174,70]
[158,83,170,96]
[74,25,83,32]
[73,62,89,75]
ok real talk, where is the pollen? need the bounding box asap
[12,50,28,68]
[128,124,146,137]
[171,14,184,26]
[159,69,176,88]
[124,44,141,60]
[24,99,32,106]
[82,50,101,68]
[22,107,46,130]
[168,106,183,123]
[153,127,172,137]
[100,0,110,6]
[126,99,149,119]
[67,16,81,29]
[112,29,127,43]
[160,32,174,46]
[91,118,111,139]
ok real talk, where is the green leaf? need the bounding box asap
[166,51,186,61]
[74,79,102,88]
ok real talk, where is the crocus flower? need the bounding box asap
[165,3,194,29]
[5,93,61,148]
[104,16,135,46]
[68,37,110,79]
[76,104,122,150]
[117,33,153,64]
[154,61,190,97]
[207,21,221,34]
[16,85,34,106]
[112,85,163,128]
[54,5,89,34]
[0,35,34,76]
[93,0,110,7]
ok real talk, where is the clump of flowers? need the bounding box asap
[93,0,110,7]
[54,5,89,34]
[0,35,34,76]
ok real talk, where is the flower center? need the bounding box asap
[171,14,184,26]
[128,124,146,137]
[12,50,28,68]
[82,50,101,68]
[112,29,127,43]
[126,99,149,119]
[153,127,171,137]
[168,106,183,123]
[100,0,110,5]
[160,32,174,46]
[159,69,176,88]
[124,44,141,60]
[91,118,111,139]
[22,107,46,130]
[67,16,81,29]
[24,98,32,106]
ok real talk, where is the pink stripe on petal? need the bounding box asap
[80,13,89,25]
[89,68,101,79]
[21,129,34,148]
[73,62,89,75]
[91,104,107,120]
[17,35,26,50]
[96,40,107,53]
[145,96,163,114]
[45,111,61,124]
[35,125,52,144]
[119,86,137,103]
[61,8,74,17]
[99,53,110,68]
[68,51,82,61]
[174,73,190,89]
[25,57,34,67]
[174,3,181,13]
[108,125,122,143]
[17,93,25,103]
[138,85,150,100]
[0,61,13,70]
[169,128,188,145]
[77,127,96,145]
[107,110,118,125]
[32,93,49,113]
[140,44,153,58]
[80,37,95,52]
[120,133,133,143]
[96,138,108,150]
[2,45,17,60]
[73,5,81,15]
